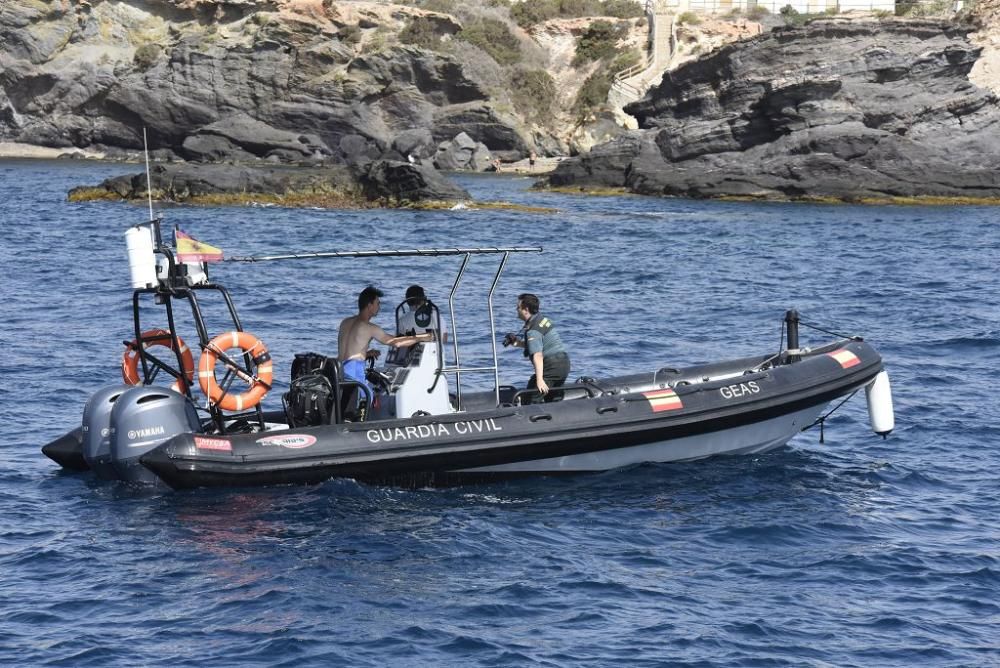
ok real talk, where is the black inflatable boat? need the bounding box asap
[42,218,894,490]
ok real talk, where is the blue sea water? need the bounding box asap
[0,158,998,667]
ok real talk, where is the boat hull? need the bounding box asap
[139,339,884,489]
[461,403,826,473]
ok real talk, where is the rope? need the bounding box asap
[799,320,860,341]
[751,320,785,372]
[803,387,861,443]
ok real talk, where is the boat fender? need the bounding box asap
[865,370,894,438]
[82,384,132,479]
[109,386,201,486]
[198,331,274,411]
[122,329,195,393]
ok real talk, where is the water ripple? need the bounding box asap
[1,162,999,666]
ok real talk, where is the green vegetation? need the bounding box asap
[510,0,643,29]
[573,69,612,118]
[422,0,458,12]
[609,49,641,74]
[457,18,522,65]
[778,4,830,26]
[895,0,952,16]
[676,11,701,25]
[133,43,161,70]
[573,20,629,65]
[509,69,556,122]
[399,16,443,48]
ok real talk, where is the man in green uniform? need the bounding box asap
[507,293,570,403]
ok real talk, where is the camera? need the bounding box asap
[502,332,518,347]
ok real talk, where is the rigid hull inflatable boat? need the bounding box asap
[42,218,894,490]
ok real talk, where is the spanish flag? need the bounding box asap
[175,228,223,263]
[642,388,684,412]
[828,349,860,369]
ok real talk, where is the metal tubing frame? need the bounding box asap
[164,245,542,416]
[488,252,509,406]
[448,254,471,411]
[131,275,257,432]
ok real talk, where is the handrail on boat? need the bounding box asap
[225,245,544,412]
[511,381,608,406]
[226,247,543,262]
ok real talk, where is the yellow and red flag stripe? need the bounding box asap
[175,228,223,263]
[828,349,860,369]
[642,388,684,412]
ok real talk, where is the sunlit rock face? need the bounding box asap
[549,19,1000,201]
[0,0,528,163]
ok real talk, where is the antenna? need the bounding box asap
[143,127,154,220]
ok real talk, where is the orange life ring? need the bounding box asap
[198,331,273,411]
[122,329,195,393]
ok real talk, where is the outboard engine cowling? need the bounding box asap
[82,385,132,479]
[110,387,201,486]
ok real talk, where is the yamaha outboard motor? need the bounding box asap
[110,387,201,486]
[82,385,132,480]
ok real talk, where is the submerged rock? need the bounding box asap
[546,19,1000,202]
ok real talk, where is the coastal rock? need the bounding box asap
[433,131,494,171]
[392,129,436,161]
[359,160,471,202]
[68,161,470,206]
[0,0,535,163]
[547,19,1000,201]
[181,114,332,163]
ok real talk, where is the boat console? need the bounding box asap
[368,339,453,420]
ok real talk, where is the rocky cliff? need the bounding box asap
[0,0,535,163]
[546,18,1000,202]
[0,0,658,165]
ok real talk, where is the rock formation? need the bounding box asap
[0,0,530,165]
[547,19,1000,201]
[69,160,471,206]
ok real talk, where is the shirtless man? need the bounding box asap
[338,286,431,393]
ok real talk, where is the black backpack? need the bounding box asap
[291,352,329,381]
[284,371,333,427]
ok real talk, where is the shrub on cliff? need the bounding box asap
[511,0,643,28]
[134,43,161,71]
[400,17,443,49]
[510,69,556,123]
[457,18,522,65]
[422,0,458,12]
[573,70,612,119]
[573,20,629,65]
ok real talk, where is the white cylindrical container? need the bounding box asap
[865,370,895,437]
[125,224,157,289]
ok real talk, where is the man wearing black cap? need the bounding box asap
[397,285,448,342]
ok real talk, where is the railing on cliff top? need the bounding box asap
[610,0,659,98]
